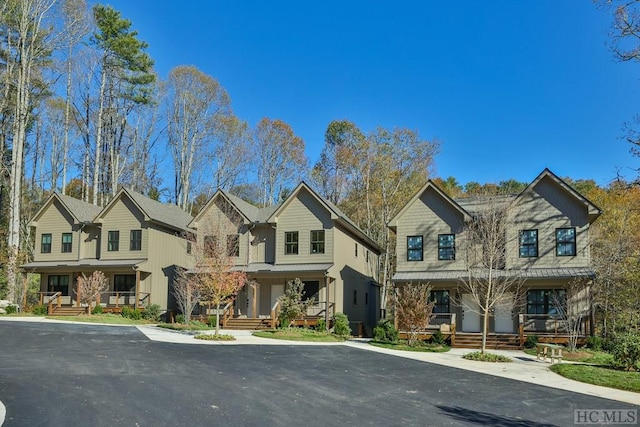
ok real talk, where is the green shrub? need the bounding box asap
[431,330,447,345]
[332,312,351,337]
[373,319,399,343]
[586,335,603,351]
[92,305,103,315]
[142,304,161,321]
[121,306,142,320]
[315,317,326,332]
[194,333,235,341]
[175,314,186,324]
[5,305,17,314]
[463,351,512,362]
[32,304,48,316]
[612,334,640,371]
[524,335,539,349]
[603,333,618,353]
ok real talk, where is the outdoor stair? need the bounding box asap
[224,318,272,330]
[49,306,86,316]
[453,333,521,350]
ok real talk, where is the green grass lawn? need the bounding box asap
[551,364,640,393]
[156,322,213,331]
[45,314,155,325]
[253,329,347,342]
[369,341,450,353]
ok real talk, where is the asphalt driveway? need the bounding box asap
[0,322,636,426]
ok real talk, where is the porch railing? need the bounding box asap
[221,302,233,328]
[98,291,151,309]
[270,301,281,329]
[46,292,62,315]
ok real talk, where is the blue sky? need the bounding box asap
[104,1,640,187]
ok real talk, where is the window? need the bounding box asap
[519,229,538,258]
[407,235,423,261]
[527,289,566,314]
[355,243,358,257]
[310,230,325,254]
[61,233,73,253]
[302,280,320,302]
[353,289,358,305]
[186,241,192,255]
[227,234,240,257]
[556,228,576,256]
[365,292,369,305]
[41,234,52,253]
[438,234,455,260]
[108,231,119,251]
[285,231,298,255]
[430,290,450,314]
[130,230,142,251]
[204,235,217,257]
[48,275,69,295]
[114,274,136,293]
[366,250,369,263]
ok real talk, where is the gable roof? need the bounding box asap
[514,168,602,222]
[388,180,473,231]
[29,192,102,226]
[96,187,194,233]
[189,190,255,228]
[267,182,382,253]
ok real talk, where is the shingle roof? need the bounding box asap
[454,194,516,216]
[122,188,194,232]
[56,193,102,223]
[393,267,595,282]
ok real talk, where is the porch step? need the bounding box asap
[453,333,521,350]
[224,318,272,330]
[50,307,86,316]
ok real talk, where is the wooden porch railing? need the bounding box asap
[394,312,457,343]
[46,292,62,315]
[270,301,281,329]
[221,302,233,328]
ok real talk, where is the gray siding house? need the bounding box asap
[388,169,601,343]
[190,182,382,333]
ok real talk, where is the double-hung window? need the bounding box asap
[61,233,73,253]
[108,231,119,251]
[41,234,52,253]
[519,229,538,257]
[227,234,240,257]
[204,235,217,257]
[406,236,423,261]
[556,228,576,256]
[310,230,325,254]
[285,232,299,255]
[130,230,142,251]
[438,234,455,260]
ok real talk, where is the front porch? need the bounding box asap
[38,290,151,315]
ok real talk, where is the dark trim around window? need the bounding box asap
[41,233,52,253]
[285,231,299,255]
[108,230,120,252]
[130,229,142,251]
[407,235,423,261]
[61,233,73,253]
[519,229,538,258]
[556,227,576,256]
[438,234,455,261]
[310,230,325,254]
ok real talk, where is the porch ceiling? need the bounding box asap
[21,259,148,272]
[393,267,595,282]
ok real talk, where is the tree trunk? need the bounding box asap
[93,64,107,205]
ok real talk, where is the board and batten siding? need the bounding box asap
[507,177,591,269]
[99,196,148,260]
[274,189,333,265]
[196,198,249,266]
[33,199,79,262]
[251,225,275,264]
[395,188,466,272]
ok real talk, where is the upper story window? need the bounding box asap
[108,231,119,251]
[130,230,142,251]
[519,229,538,258]
[355,243,358,257]
[285,231,299,255]
[204,235,217,257]
[431,290,450,314]
[438,234,455,260]
[556,228,576,256]
[227,234,240,257]
[186,241,192,255]
[407,235,423,261]
[61,233,73,253]
[310,230,325,254]
[41,234,52,253]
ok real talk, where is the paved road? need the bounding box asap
[0,322,636,426]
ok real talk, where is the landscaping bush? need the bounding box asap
[463,351,512,362]
[332,312,351,337]
[373,319,399,343]
[92,305,103,315]
[315,317,326,332]
[194,333,235,341]
[602,333,618,353]
[175,314,186,324]
[32,304,47,316]
[207,316,218,328]
[524,335,538,349]
[121,306,142,320]
[5,305,17,314]
[431,330,447,345]
[612,333,640,371]
[586,335,603,351]
[142,304,161,321]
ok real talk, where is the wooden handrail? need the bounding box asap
[270,300,281,329]
[450,313,456,346]
[46,292,62,315]
[221,301,233,328]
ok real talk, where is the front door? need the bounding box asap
[494,293,514,333]
[462,293,481,332]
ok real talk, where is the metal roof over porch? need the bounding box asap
[392,267,595,282]
[21,259,149,272]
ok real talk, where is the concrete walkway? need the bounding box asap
[2,317,639,406]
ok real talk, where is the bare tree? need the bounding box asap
[457,195,525,353]
[552,279,590,352]
[74,271,108,314]
[172,267,203,324]
[394,283,435,347]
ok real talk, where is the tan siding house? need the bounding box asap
[389,169,601,342]
[23,189,194,313]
